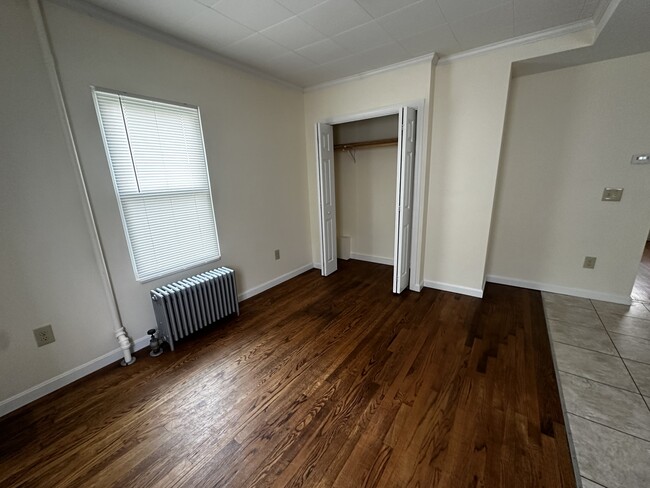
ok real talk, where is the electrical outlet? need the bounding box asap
[583,256,597,269]
[274,249,280,260]
[602,188,623,202]
[33,324,55,347]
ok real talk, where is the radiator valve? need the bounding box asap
[148,328,163,357]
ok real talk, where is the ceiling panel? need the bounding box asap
[212,0,294,31]
[182,8,254,47]
[275,0,328,15]
[299,0,373,37]
[398,24,461,57]
[332,21,394,54]
[295,38,350,64]
[438,0,511,23]
[260,16,325,50]
[355,0,421,19]
[77,0,619,88]
[377,1,447,40]
[223,33,289,65]
[450,3,515,50]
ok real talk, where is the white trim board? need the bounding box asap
[423,280,484,298]
[486,275,631,305]
[439,19,594,65]
[237,263,314,301]
[0,335,150,418]
[305,54,437,93]
[0,263,316,418]
[349,253,393,266]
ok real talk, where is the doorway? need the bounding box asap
[315,103,424,294]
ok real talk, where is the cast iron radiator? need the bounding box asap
[150,267,239,351]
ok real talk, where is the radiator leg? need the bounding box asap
[116,326,136,366]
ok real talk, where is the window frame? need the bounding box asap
[91,86,221,283]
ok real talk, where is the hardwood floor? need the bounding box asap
[632,241,650,302]
[0,261,576,487]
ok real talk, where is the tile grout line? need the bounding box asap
[590,300,650,412]
[551,339,619,358]
[557,369,643,396]
[567,410,650,444]
[583,475,608,488]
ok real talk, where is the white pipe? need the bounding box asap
[29,0,135,366]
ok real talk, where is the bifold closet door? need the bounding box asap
[393,107,416,293]
[316,123,337,276]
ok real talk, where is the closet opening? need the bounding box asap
[316,105,420,294]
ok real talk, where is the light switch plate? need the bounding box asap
[631,154,650,164]
[602,188,623,202]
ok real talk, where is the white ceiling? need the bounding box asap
[75,0,611,87]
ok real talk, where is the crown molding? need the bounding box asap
[594,0,621,38]
[44,0,303,92]
[304,53,437,93]
[438,18,595,65]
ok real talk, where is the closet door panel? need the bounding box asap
[393,107,416,293]
[316,123,337,276]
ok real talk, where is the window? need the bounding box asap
[92,88,220,282]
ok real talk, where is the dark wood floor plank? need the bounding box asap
[0,260,576,487]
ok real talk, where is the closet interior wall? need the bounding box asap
[333,115,398,265]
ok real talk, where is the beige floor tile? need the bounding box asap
[610,333,650,364]
[600,313,650,341]
[569,414,650,488]
[553,342,637,392]
[559,372,650,441]
[625,359,650,396]
[592,300,650,320]
[548,320,616,355]
[542,292,594,310]
[545,302,603,328]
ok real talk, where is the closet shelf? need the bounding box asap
[334,138,398,152]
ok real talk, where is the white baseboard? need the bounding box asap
[313,262,322,270]
[237,263,314,301]
[350,253,394,266]
[423,280,484,298]
[411,282,423,292]
[485,275,631,305]
[0,335,149,418]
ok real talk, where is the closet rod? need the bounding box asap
[334,137,398,152]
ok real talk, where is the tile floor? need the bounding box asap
[542,292,650,488]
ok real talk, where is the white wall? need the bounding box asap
[0,1,311,409]
[424,29,594,295]
[487,51,650,302]
[0,0,119,404]
[334,145,398,262]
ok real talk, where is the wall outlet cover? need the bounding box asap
[274,249,280,260]
[33,324,55,347]
[583,256,597,269]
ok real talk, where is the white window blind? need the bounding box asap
[92,89,220,282]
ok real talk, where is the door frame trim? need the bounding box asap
[316,99,426,291]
